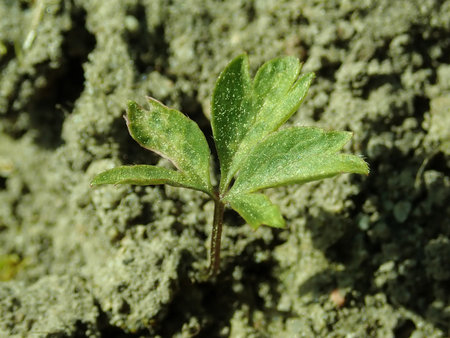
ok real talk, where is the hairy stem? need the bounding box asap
[208,197,225,276]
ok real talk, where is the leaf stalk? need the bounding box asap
[208,194,225,276]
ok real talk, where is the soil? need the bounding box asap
[0,0,449,337]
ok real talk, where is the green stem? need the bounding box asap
[208,197,225,276]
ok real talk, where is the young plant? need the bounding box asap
[91,54,369,276]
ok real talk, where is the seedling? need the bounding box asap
[91,55,369,276]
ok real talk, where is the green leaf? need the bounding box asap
[211,55,252,192]
[90,165,210,193]
[211,54,314,193]
[126,98,212,194]
[225,192,285,229]
[228,127,369,196]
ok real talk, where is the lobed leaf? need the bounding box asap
[225,192,285,229]
[228,127,369,196]
[126,98,212,194]
[90,165,211,193]
[211,54,314,193]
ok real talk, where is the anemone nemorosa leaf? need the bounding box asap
[91,165,209,192]
[92,99,213,195]
[126,98,213,194]
[226,127,369,198]
[211,54,314,194]
[225,192,285,229]
[91,54,369,237]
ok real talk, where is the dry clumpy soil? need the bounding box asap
[0,0,449,337]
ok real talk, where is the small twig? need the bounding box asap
[23,0,45,51]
